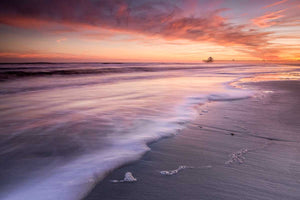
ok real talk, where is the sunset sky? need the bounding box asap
[0,0,299,62]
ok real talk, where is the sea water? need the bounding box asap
[0,62,299,200]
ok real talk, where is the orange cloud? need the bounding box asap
[252,9,286,27]
[0,0,296,60]
[263,0,288,9]
[0,52,75,59]
[0,5,271,49]
[0,16,99,33]
[56,38,67,43]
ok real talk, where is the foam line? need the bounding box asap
[160,165,212,176]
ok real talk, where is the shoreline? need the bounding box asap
[84,80,300,200]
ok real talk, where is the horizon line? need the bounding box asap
[0,60,299,65]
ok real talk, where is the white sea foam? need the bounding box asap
[225,148,248,165]
[263,90,274,93]
[0,89,253,200]
[160,165,212,176]
[110,172,137,183]
[0,146,146,200]
[160,165,194,176]
[0,105,197,200]
[207,90,253,102]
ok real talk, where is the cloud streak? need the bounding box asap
[252,9,286,27]
[56,38,67,43]
[263,0,288,9]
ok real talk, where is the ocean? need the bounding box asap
[0,62,299,200]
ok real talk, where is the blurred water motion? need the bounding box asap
[0,62,299,200]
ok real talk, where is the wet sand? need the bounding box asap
[85,80,300,200]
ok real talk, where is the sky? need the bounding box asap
[0,0,299,62]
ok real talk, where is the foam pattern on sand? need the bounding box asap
[110,172,137,183]
[225,148,248,165]
[160,165,212,176]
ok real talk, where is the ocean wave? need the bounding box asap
[0,63,253,81]
[2,63,291,200]
[0,87,254,200]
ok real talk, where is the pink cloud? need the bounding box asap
[263,0,288,9]
[0,1,270,46]
[252,9,286,27]
[0,0,293,59]
[56,38,67,43]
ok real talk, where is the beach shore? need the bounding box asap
[85,80,300,200]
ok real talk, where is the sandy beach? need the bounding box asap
[85,80,300,200]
